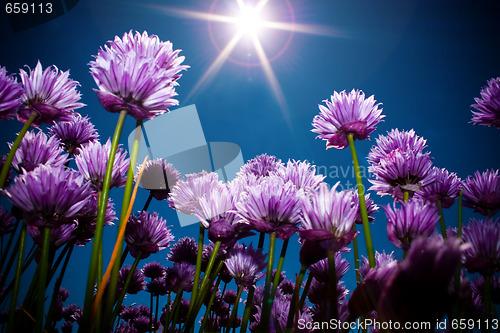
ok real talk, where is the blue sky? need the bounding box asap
[1,0,499,326]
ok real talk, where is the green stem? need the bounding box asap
[352,224,361,282]
[7,222,27,333]
[347,134,375,268]
[169,290,184,329]
[270,238,289,299]
[187,224,205,322]
[260,232,276,330]
[81,110,127,332]
[226,285,243,332]
[199,275,222,333]
[299,274,312,310]
[35,227,51,333]
[327,250,338,321]
[105,119,143,331]
[111,253,142,322]
[287,265,307,329]
[436,200,447,239]
[240,285,256,333]
[0,111,37,189]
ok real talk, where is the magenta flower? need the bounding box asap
[273,159,325,196]
[462,218,500,276]
[236,176,304,240]
[358,250,396,280]
[124,210,174,259]
[142,261,165,279]
[18,61,84,126]
[309,252,350,282]
[74,139,129,191]
[471,77,500,128]
[167,237,198,265]
[165,262,196,293]
[117,265,145,295]
[312,89,384,149]
[352,191,379,224]
[383,200,440,250]
[48,114,99,154]
[299,182,358,252]
[73,195,116,246]
[238,154,284,178]
[225,243,267,289]
[168,171,224,214]
[416,167,461,208]
[4,165,92,228]
[10,130,68,173]
[462,169,500,216]
[0,66,23,119]
[369,143,435,200]
[89,31,188,120]
[367,129,427,165]
[138,158,180,200]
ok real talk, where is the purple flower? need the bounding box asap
[273,160,325,196]
[369,148,435,200]
[236,176,304,240]
[367,129,427,165]
[462,169,500,216]
[299,182,358,252]
[225,243,267,289]
[138,158,180,200]
[28,223,76,249]
[74,139,129,191]
[471,77,500,128]
[142,261,165,279]
[0,206,15,236]
[4,165,92,228]
[10,130,68,174]
[164,262,195,293]
[167,237,198,265]
[168,171,223,215]
[89,31,188,120]
[312,89,384,149]
[358,250,396,280]
[73,195,116,246]
[238,154,283,178]
[377,237,463,324]
[462,218,500,276]
[353,191,379,224]
[0,66,23,119]
[146,277,168,296]
[48,114,99,154]
[383,200,440,250]
[309,252,350,282]
[223,289,238,304]
[416,167,461,208]
[471,275,500,304]
[118,265,145,295]
[124,210,174,259]
[18,61,84,126]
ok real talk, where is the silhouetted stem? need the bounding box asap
[7,222,26,333]
[437,200,447,239]
[271,238,289,299]
[287,264,307,329]
[260,232,276,330]
[35,227,51,333]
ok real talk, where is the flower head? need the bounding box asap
[165,262,195,293]
[89,30,188,119]
[18,61,84,126]
[368,131,435,200]
[0,66,23,119]
[273,160,325,196]
[73,195,116,246]
[358,250,396,280]
[462,218,500,276]
[10,130,68,173]
[312,89,384,149]
[416,167,461,208]
[118,265,145,295]
[383,200,440,250]
[471,77,500,128]
[462,169,500,216]
[238,154,283,178]
[299,182,358,252]
[142,261,165,279]
[4,165,92,228]
[309,252,350,282]
[74,139,129,191]
[28,223,76,249]
[124,210,174,259]
[138,158,180,200]
[236,176,304,240]
[0,206,15,236]
[167,237,198,265]
[225,243,267,289]
[48,114,99,153]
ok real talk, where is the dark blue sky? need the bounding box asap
[1,0,499,324]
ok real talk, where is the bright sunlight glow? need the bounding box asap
[236,6,263,35]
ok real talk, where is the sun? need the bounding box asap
[236,5,263,35]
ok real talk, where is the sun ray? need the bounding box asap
[145,5,237,24]
[185,31,244,102]
[261,21,346,38]
[250,34,293,130]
